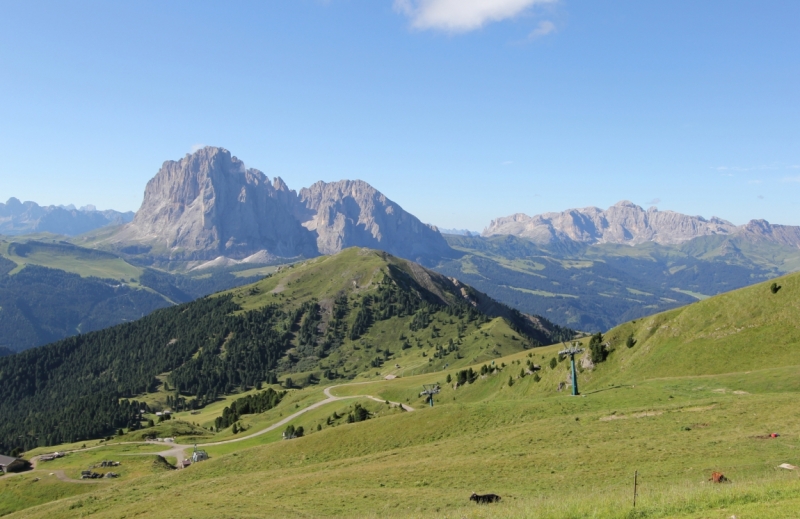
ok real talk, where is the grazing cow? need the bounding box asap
[709,472,729,483]
[470,492,501,504]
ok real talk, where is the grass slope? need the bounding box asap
[6,268,800,518]
[437,233,800,331]
[0,237,268,352]
[1,238,143,280]
[213,248,567,384]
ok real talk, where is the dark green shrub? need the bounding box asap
[589,333,608,363]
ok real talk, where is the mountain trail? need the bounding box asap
[23,381,414,483]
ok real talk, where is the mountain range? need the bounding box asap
[3,145,800,348]
[96,147,452,266]
[484,200,800,247]
[0,198,133,236]
[482,200,800,248]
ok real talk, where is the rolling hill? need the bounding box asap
[0,247,571,454]
[0,237,269,352]
[3,269,799,518]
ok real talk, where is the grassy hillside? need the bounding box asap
[577,268,800,385]
[0,237,266,352]
[0,247,570,454]
[437,233,800,331]
[217,248,571,381]
[2,238,143,279]
[4,270,800,518]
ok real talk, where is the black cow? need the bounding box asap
[470,492,501,504]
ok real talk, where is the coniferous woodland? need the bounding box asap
[0,258,572,455]
[214,388,285,431]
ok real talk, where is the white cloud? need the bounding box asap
[529,20,556,38]
[782,175,800,183]
[648,198,661,205]
[394,0,556,32]
[190,143,205,153]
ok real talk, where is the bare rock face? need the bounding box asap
[484,201,740,245]
[297,180,453,265]
[112,147,317,260]
[740,219,800,248]
[109,147,454,263]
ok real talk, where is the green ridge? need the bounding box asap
[4,261,799,518]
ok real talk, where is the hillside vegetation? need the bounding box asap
[0,238,265,351]
[437,233,800,330]
[0,248,570,454]
[2,266,799,518]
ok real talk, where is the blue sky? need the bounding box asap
[1,0,798,230]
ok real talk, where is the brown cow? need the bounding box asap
[709,471,729,483]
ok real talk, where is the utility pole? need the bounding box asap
[559,343,585,396]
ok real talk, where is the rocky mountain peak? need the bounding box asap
[104,148,454,264]
[112,146,317,260]
[297,179,453,264]
[741,219,800,248]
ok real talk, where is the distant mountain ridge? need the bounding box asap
[103,147,452,266]
[0,198,133,236]
[439,228,481,237]
[484,200,800,248]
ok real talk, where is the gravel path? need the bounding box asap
[22,381,413,483]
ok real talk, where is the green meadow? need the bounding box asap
[0,238,143,281]
[4,269,800,518]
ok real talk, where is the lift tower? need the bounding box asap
[420,384,441,407]
[559,342,585,396]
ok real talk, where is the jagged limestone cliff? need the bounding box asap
[106,147,454,264]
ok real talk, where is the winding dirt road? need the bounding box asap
[22,382,413,483]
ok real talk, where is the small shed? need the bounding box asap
[0,455,31,474]
[191,445,208,463]
[191,450,208,462]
